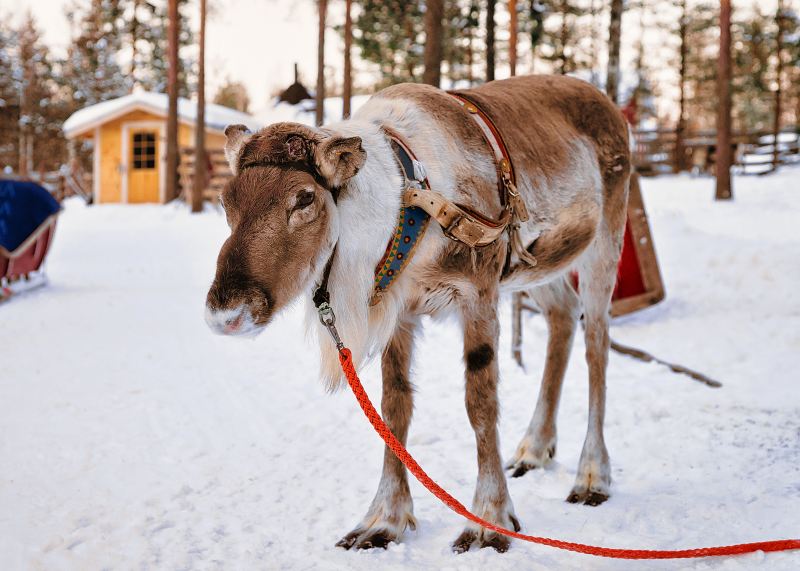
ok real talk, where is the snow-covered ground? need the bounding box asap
[2,168,799,570]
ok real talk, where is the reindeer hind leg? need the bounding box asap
[567,175,628,506]
[506,277,580,478]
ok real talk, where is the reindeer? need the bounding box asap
[205,75,631,553]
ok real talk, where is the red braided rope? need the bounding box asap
[338,347,800,559]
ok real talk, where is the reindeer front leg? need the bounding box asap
[336,316,418,550]
[453,295,520,553]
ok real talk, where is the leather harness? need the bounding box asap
[314,92,537,317]
[366,92,537,305]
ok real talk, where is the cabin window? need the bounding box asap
[132,132,157,170]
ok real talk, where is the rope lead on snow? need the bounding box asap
[319,295,800,559]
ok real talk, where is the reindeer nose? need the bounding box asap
[224,311,244,333]
[205,305,248,335]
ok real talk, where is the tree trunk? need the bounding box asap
[423,0,444,86]
[558,0,569,74]
[466,23,474,85]
[674,0,688,172]
[486,0,496,82]
[509,0,517,77]
[343,0,352,118]
[165,0,180,202]
[192,0,206,214]
[715,0,733,200]
[588,0,600,85]
[316,0,327,127]
[130,0,143,84]
[18,91,27,177]
[772,0,784,172]
[606,0,623,104]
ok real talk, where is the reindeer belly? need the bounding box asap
[411,274,478,317]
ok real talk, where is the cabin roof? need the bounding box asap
[63,91,261,139]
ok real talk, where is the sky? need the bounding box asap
[1,0,787,120]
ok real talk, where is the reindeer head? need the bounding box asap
[205,122,366,337]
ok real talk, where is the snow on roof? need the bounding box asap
[62,91,262,139]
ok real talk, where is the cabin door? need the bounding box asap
[127,129,160,203]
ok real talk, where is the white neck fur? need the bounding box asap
[304,118,405,389]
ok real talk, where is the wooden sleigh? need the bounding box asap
[0,181,61,301]
[511,173,666,362]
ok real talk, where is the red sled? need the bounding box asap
[609,173,665,316]
[1,180,61,301]
[1,214,59,281]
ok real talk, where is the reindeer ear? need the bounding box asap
[224,124,252,175]
[313,136,366,188]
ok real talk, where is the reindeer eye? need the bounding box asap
[295,190,315,210]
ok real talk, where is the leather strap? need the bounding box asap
[370,129,432,306]
[449,93,515,192]
[449,92,530,223]
[402,187,510,248]
[448,92,536,266]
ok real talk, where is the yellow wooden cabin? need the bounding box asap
[63,92,259,204]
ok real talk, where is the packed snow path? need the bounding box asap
[2,168,799,570]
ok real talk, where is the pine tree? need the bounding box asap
[122,0,159,86]
[0,17,19,171]
[781,3,799,129]
[733,4,774,131]
[351,0,424,87]
[16,13,59,175]
[626,0,658,124]
[537,0,592,77]
[442,0,482,85]
[140,0,196,97]
[682,1,718,131]
[517,0,546,72]
[64,0,129,106]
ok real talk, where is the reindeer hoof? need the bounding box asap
[452,530,478,554]
[452,513,520,553]
[356,530,393,550]
[335,530,361,550]
[336,528,396,550]
[566,488,609,506]
[509,463,535,478]
[481,533,511,553]
[506,442,555,477]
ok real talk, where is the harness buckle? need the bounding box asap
[504,179,530,223]
[411,159,427,183]
[444,214,483,248]
[317,302,344,350]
